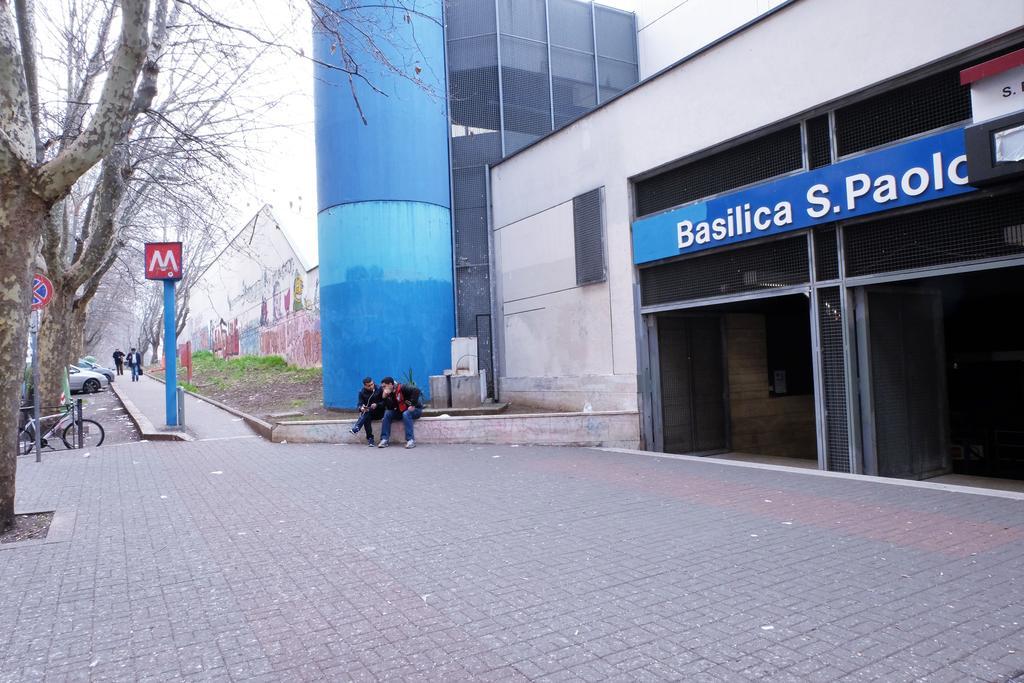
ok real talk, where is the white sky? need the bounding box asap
[225,0,639,270]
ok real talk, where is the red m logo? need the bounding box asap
[144,242,184,280]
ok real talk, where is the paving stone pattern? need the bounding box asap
[3,440,1024,681]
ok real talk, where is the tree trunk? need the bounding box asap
[0,190,48,530]
[150,332,160,366]
[37,286,76,405]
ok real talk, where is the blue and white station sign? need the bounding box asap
[632,127,976,264]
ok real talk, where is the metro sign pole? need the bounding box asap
[144,242,184,426]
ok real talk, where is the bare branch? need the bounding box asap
[36,0,151,202]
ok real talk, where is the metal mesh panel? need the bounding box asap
[451,130,502,167]
[834,68,970,157]
[500,35,552,153]
[453,166,491,336]
[475,313,495,398]
[817,287,850,472]
[806,114,831,170]
[814,227,839,281]
[635,125,803,217]
[552,47,597,129]
[596,57,637,104]
[594,6,636,62]
[573,188,605,285]
[445,0,497,40]
[843,193,1024,278]
[497,0,546,41]
[639,236,809,306]
[448,35,500,134]
[549,0,594,52]
[457,264,491,337]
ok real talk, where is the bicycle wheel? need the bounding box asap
[18,427,34,455]
[61,419,105,449]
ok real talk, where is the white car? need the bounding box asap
[68,365,109,394]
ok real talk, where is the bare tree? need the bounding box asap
[34,0,274,403]
[0,0,153,530]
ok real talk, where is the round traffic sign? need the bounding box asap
[31,273,53,310]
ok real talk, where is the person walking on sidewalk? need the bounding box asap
[377,377,424,449]
[350,377,384,446]
[126,348,143,382]
[112,349,125,376]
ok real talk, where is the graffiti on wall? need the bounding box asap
[191,267,322,368]
[259,309,321,368]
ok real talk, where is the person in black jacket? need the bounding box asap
[350,377,384,446]
[125,348,143,382]
[377,376,424,449]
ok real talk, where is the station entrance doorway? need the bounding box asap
[651,294,818,463]
[856,266,1024,481]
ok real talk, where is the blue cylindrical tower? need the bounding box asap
[313,1,453,407]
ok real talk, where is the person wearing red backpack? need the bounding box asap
[377,376,424,449]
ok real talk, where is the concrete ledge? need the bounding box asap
[272,410,641,448]
[148,376,272,440]
[109,382,193,442]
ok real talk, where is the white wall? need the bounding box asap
[186,206,319,353]
[490,0,1024,411]
[635,0,787,77]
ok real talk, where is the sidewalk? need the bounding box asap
[113,374,257,441]
[6,439,1024,680]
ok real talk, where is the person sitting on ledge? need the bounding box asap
[350,376,384,446]
[377,376,423,449]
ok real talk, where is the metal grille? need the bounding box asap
[814,227,839,281]
[500,35,552,153]
[549,0,596,130]
[497,0,546,41]
[596,57,638,104]
[834,68,970,157]
[453,166,489,268]
[817,287,850,473]
[476,313,495,398]
[446,0,496,40]
[843,193,1024,278]
[551,47,598,129]
[594,6,636,62]
[448,35,500,136]
[806,114,831,169]
[635,125,803,218]
[457,264,491,337]
[593,5,637,104]
[549,0,594,52]
[573,188,605,285]
[639,236,809,306]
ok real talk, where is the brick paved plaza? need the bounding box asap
[3,439,1024,681]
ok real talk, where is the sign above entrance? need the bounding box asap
[144,242,183,280]
[632,127,975,265]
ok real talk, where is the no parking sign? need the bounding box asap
[31,273,53,311]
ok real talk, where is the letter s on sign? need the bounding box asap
[806,184,831,218]
[677,220,694,249]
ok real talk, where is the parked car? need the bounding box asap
[77,358,116,382]
[68,365,109,394]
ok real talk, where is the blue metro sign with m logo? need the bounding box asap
[631,127,976,265]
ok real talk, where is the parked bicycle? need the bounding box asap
[18,401,105,455]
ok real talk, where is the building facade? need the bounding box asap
[446,0,639,394]
[185,206,322,368]
[490,0,1024,481]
